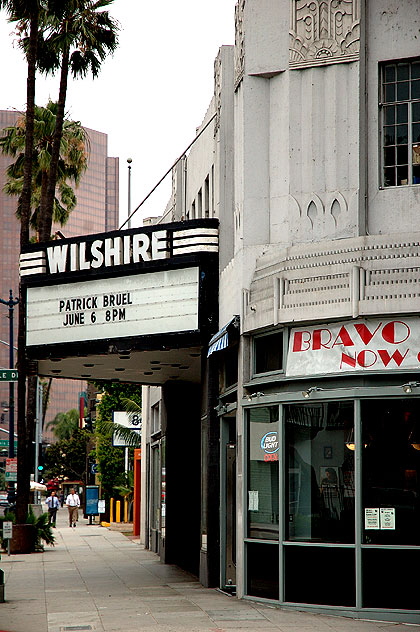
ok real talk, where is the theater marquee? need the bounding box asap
[26,267,199,346]
[20,220,219,379]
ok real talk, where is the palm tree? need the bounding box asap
[0,0,42,526]
[30,0,119,241]
[0,0,40,247]
[96,397,142,448]
[0,101,88,236]
[46,409,80,441]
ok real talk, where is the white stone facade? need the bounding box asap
[141,1,420,620]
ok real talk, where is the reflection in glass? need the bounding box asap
[247,407,279,540]
[285,401,354,543]
[362,399,420,546]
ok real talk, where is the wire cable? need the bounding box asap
[119,113,217,230]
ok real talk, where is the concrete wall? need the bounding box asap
[366,0,420,235]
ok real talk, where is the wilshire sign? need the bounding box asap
[20,221,218,277]
[21,219,219,354]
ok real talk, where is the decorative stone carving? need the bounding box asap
[234,0,245,90]
[289,0,360,69]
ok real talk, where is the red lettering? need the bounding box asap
[332,326,354,348]
[340,352,356,369]
[357,350,377,368]
[377,349,409,367]
[264,454,279,462]
[292,331,311,352]
[353,322,382,345]
[312,329,332,350]
[381,321,410,344]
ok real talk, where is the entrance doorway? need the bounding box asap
[222,414,236,591]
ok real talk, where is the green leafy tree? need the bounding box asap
[46,408,79,441]
[44,427,92,481]
[93,382,141,505]
[0,101,88,235]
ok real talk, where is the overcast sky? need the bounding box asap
[0,1,236,228]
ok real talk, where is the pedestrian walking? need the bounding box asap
[45,490,60,527]
[65,488,80,527]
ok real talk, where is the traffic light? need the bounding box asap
[84,416,93,432]
[37,444,45,477]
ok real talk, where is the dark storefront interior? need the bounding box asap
[245,397,420,612]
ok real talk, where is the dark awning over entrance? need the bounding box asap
[207,316,240,357]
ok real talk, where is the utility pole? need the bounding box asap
[0,290,19,503]
[0,291,19,458]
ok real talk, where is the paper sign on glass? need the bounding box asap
[365,507,380,529]
[248,490,259,511]
[380,507,395,530]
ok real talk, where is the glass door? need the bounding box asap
[245,406,280,600]
[150,441,161,553]
[361,398,420,610]
[284,401,355,607]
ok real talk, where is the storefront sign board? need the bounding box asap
[287,317,420,377]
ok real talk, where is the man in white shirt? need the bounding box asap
[45,490,59,527]
[65,488,81,527]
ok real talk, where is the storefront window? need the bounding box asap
[254,332,283,375]
[285,401,354,543]
[247,406,279,540]
[362,398,420,546]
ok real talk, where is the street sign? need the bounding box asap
[2,522,12,539]
[5,457,17,482]
[0,440,17,448]
[0,370,18,382]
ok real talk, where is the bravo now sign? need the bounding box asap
[286,318,420,377]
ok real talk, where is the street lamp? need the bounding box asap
[127,158,132,229]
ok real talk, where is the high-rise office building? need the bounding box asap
[0,109,119,443]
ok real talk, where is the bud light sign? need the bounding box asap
[261,432,279,462]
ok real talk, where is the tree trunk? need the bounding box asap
[39,48,70,242]
[16,9,39,525]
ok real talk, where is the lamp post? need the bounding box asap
[127,158,132,229]
[0,290,19,459]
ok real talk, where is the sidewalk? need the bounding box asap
[1,509,419,632]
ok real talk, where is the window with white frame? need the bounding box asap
[382,59,420,187]
[151,403,160,435]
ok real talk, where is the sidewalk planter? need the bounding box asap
[10,524,36,554]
